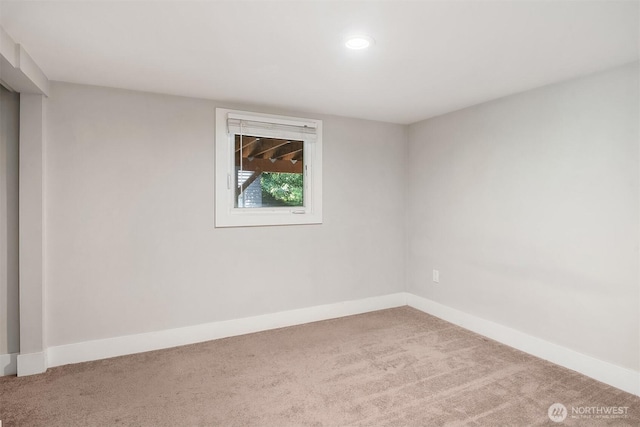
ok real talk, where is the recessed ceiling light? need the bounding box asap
[345,35,374,50]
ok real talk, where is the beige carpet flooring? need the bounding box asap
[1,307,638,426]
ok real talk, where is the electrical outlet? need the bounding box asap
[433,269,439,283]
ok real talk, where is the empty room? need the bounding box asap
[0,0,639,425]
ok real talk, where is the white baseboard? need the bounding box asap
[0,352,18,376]
[47,293,408,368]
[406,293,640,397]
[36,291,640,397]
[17,351,47,376]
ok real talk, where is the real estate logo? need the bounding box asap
[548,403,567,422]
[547,403,631,422]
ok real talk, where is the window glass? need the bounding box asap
[235,135,304,208]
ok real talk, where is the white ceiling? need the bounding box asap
[1,0,638,124]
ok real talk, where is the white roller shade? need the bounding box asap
[227,115,317,141]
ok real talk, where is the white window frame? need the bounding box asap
[215,108,323,227]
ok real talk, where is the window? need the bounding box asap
[215,108,322,227]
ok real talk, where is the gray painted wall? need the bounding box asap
[44,82,408,346]
[0,84,20,356]
[30,62,640,375]
[408,63,639,370]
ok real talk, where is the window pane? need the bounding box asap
[234,134,304,208]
